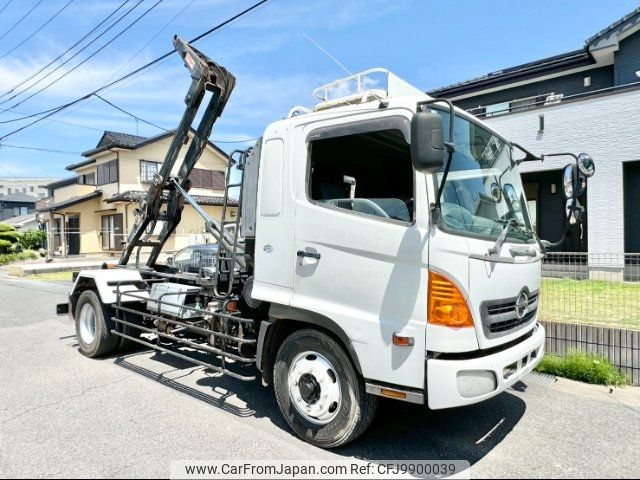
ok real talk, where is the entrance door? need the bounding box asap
[66,215,80,255]
[291,116,429,389]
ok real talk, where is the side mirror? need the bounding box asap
[577,153,595,177]
[411,111,445,173]
[562,164,586,199]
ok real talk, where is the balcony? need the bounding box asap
[466,81,640,119]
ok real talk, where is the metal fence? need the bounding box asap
[539,252,640,329]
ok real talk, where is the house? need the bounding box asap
[2,213,40,231]
[429,7,640,278]
[0,192,38,221]
[0,177,59,199]
[39,129,236,256]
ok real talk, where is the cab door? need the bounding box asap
[290,114,429,389]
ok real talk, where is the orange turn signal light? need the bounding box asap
[428,271,474,328]
[392,333,415,347]
[380,388,407,400]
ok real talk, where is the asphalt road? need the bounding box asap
[1,273,639,479]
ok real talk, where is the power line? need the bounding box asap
[0,0,45,41]
[0,0,146,109]
[0,142,80,155]
[0,0,131,102]
[0,0,14,16]
[6,0,163,110]
[0,0,270,141]
[94,93,259,144]
[0,0,74,60]
[94,93,169,132]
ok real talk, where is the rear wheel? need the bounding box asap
[273,329,378,448]
[75,290,118,358]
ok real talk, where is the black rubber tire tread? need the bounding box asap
[74,290,118,358]
[273,328,378,448]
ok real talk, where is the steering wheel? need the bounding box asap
[350,198,390,218]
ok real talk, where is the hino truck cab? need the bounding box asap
[62,42,595,449]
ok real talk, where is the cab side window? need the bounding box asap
[308,128,413,222]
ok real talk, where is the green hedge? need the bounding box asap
[19,229,46,249]
[0,250,39,265]
[0,223,16,232]
[536,351,627,386]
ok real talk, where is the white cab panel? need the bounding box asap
[290,112,429,389]
[253,131,295,303]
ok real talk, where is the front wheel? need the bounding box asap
[273,329,378,448]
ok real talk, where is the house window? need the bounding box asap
[77,172,95,185]
[140,160,160,183]
[101,213,124,250]
[308,124,413,223]
[13,206,28,216]
[97,159,118,185]
[188,168,225,189]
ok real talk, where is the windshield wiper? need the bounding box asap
[488,219,521,256]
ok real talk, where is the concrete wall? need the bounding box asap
[484,88,640,262]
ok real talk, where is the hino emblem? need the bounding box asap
[515,291,529,320]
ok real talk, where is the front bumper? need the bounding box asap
[426,324,545,410]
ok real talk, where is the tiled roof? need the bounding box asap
[429,49,591,97]
[98,131,148,149]
[45,176,76,189]
[0,192,38,203]
[76,128,230,162]
[37,191,102,212]
[586,7,640,45]
[105,190,238,207]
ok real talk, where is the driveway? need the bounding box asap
[1,273,639,478]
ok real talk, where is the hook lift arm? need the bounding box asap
[119,36,240,269]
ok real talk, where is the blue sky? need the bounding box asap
[0,0,638,179]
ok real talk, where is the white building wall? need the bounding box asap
[483,88,640,260]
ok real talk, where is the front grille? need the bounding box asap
[481,290,539,339]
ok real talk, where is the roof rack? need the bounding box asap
[311,68,424,111]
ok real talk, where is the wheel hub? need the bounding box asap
[78,303,97,344]
[288,351,341,425]
[298,373,321,404]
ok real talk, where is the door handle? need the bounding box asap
[297,250,321,260]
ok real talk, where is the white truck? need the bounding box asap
[59,38,595,448]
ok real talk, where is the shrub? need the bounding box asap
[0,250,39,265]
[536,351,627,386]
[0,230,21,243]
[0,222,16,232]
[19,229,46,249]
[0,238,12,253]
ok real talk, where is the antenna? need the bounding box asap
[300,31,353,75]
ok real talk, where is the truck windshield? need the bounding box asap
[431,109,534,244]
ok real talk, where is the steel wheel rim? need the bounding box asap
[288,351,341,425]
[78,303,97,344]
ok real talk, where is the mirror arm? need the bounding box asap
[512,142,542,164]
[417,98,457,214]
[540,152,579,162]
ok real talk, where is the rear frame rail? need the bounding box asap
[111,282,257,382]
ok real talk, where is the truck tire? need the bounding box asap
[75,290,118,358]
[273,329,378,448]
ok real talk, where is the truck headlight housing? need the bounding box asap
[428,271,474,328]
